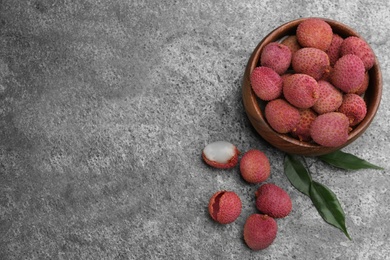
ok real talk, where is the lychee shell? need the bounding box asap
[255,183,292,218]
[208,190,242,224]
[310,112,350,147]
[264,99,300,134]
[243,214,278,251]
[240,149,271,184]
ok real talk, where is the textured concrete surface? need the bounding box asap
[1,0,389,259]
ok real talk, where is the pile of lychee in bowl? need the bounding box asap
[242,17,382,156]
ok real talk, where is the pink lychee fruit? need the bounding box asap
[338,93,367,126]
[264,99,301,134]
[240,149,271,184]
[283,73,319,108]
[281,35,301,55]
[208,190,242,224]
[292,47,330,80]
[202,141,240,169]
[260,42,292,75]
[352,71,369,96]
[326,33,344,66]
[243,214,278,251]
[255,183,292,218]
[340,36,375,70]
[331,54,365,93]
[310,112,350,147]
[250,66,283,101]
[291,108,317,142]
[312,80,343,114]
[296,18,333,51]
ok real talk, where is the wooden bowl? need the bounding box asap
[242,17,382,156]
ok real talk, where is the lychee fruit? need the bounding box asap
[240,149,271,184]
[312,80,343,114]
[331,54,365,93]
[352,71,369,96]
[243,214,278,251]
[340,36,375,70]
[260,42,292,75]
[296,18,333,51]
[326,33,344,66]
[255,183,292,218]
[208,190,242,224]
[310,112,350,147]
[292,47,330,80]
[283,73,319,108]
[281,35,301,55]
[291,108,317,142]
[202,141,240,169]
[338,93,367,126]
[250,66,283,101]
[264,99,301,134]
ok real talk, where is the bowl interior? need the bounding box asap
[242,18,382,156]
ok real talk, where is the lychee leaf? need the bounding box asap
[284,154,312,196]
[318,150,384,170]
[309,181,352,240]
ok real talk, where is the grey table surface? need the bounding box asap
[1,1,389,259]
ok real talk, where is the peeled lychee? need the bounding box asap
[325,33,344,66]
[240,149,270,184]
[340,36,375,70]
[250,66,283,101]
[331,54,365,93]
[283,73,319,108]
[255,183,292,218]
[264,99,301,134]
[338,93,367,126]
[208,190,242,224]
[312,80,343,114]
[292,47,330,80]
[310,112,350,147]
[243,214,278,251]
[291,108,317,142]
[281,35,301,55]
[296,18,333,51]
[260,42,292,75]
[202,141,239,169]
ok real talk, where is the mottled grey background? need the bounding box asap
[1,0,389,259]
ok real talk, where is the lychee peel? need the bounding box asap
[202,141,239,169]
[312,80,343,114]
[296,18,333,51]
[310,112,350,147]
[291,108,317,142]
[283,73,319,109]
[260,42,292,75]
[292,47,330,80]
[281,35,301,55]
[243,214,278,251]
[240,149,271,184]
[340,36,375,70]
[264,99,301,134]
[331,54,365,93]
[338,93,367,126]
[326,33,344,66]
[208,190,242,224]
[250,66,283,101]
[255,183,292,218]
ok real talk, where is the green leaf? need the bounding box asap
[284,154,312,196]
[309,181,351,240]
[318,150,384,170]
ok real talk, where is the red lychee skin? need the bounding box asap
[338,94,367,126]
[310,112,350,147]
[240,149,271,184]
[250,66,283,101]
[352,71,369,96]
[292,47,330,80]
[202,146,240,169]
[264,99,301,134]
[208,190,242,224]
[291,108,317,142]
[283,73,319,108]
[296,18,333,51]
[326,34,344,66]
[260,42,292,75]
[331,54,365,93]
[312,80,343,114]
[243,214,278,251]
[255,183,292,218]
[281,35,301,55]
[340,36,375,70]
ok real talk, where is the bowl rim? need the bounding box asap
[242,17,382,156]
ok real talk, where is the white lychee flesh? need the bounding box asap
[203,141,236,164]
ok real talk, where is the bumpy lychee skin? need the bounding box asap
[283,73,319,108]
[291,108,317,142]
[292,47,330,80]
[312,80,343,114]
[340,36,375,70]
[250,66,283,101]
[208,190,242,224]
[281,35,301,55]
[255,183,292,218]
[353,71,369,96]
[326,33,344,66]
[260,42,292,75]
[338,93,367,126]
[296,18,333,51]
[240,149,271,184]
[264,99,301,134]
[331,54,365,93]
[202,141,240,169]
[310,112,350,147]
[243,214,278,251]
